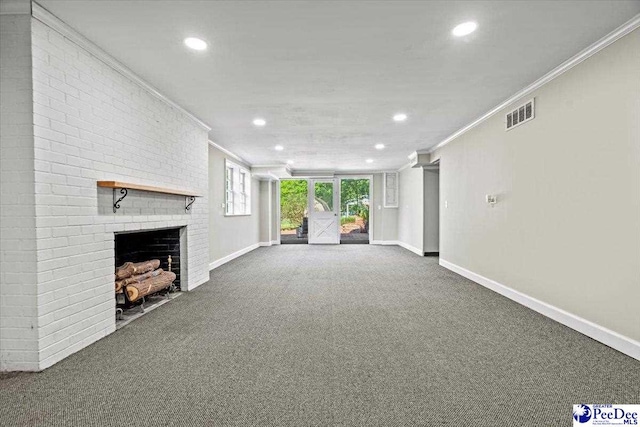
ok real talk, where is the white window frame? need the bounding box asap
[225,159,251,216]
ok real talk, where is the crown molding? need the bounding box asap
[208,140,250,166]
[427,13,640,154]
[31,1,211,132]
[285,169,392,177]
[251,164,287,169]
[290,170,335,178]
[251,165,291,180]
[0,0,30,15]
[334,171,381,176]
[252,172,280,182]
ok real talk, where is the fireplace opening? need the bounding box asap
[115,228,182,289]
[114,227,183,325]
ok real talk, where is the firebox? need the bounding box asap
[115,227,182,290]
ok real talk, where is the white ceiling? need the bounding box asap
[39,0,640,171]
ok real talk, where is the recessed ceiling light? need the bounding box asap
[365,159,374,164]
[253,118,266,126]
[275,145,284,151]
[393,113,407,122]
[375,144,385,150]
[286,160,294,165]
[452,21,477,37]
[184,37,208,51]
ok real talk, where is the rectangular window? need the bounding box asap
[225,166,234,215]
[239,171,247,213]
[225,160,251,215]
[383,172,398,208]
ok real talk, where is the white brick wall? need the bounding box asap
[0,14,40,371]
[26,18,209,370]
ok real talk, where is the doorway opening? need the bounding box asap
[280,179,308,244]
[423,163,440,256]
[339,178,371,244]
[279,177,372,245]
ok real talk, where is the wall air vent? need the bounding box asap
[505,98,535,131]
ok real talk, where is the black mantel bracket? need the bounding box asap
[112,188,128,213]
[185,196,196,212]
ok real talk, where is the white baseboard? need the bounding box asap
[439,259,640,361]
[370,240,399,245]
[397,241,424,256]
[259,241,272,247]
[271,239,280,245]
[209,243,260,271]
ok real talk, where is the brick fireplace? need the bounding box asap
[0,7,210,371]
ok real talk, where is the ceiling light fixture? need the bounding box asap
[452,21,477,37]
[393,113,407,122]
[375,144,385,150]
[275,145,284,151]
[366,159,374,164]
[253,118,266,126]
[184,37,208,51]
[286,160,294,165]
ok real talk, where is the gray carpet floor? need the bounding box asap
[1,245,638,426]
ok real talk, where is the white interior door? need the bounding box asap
[308,178,339,244]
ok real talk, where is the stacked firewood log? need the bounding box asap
[115,259,175,302]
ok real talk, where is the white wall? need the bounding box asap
[396,167,424,254]
[0,10,39,371]
[423,169,439,253]
[257,179,278,244]
[258,180,271,243]
[432,29,640,343]
[208,145,261,263]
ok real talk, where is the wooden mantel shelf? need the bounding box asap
[97,181,201,197]
[97,181,201,213]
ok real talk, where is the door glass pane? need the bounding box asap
[314,182,333,212]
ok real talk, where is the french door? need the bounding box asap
[308,178,339,244]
